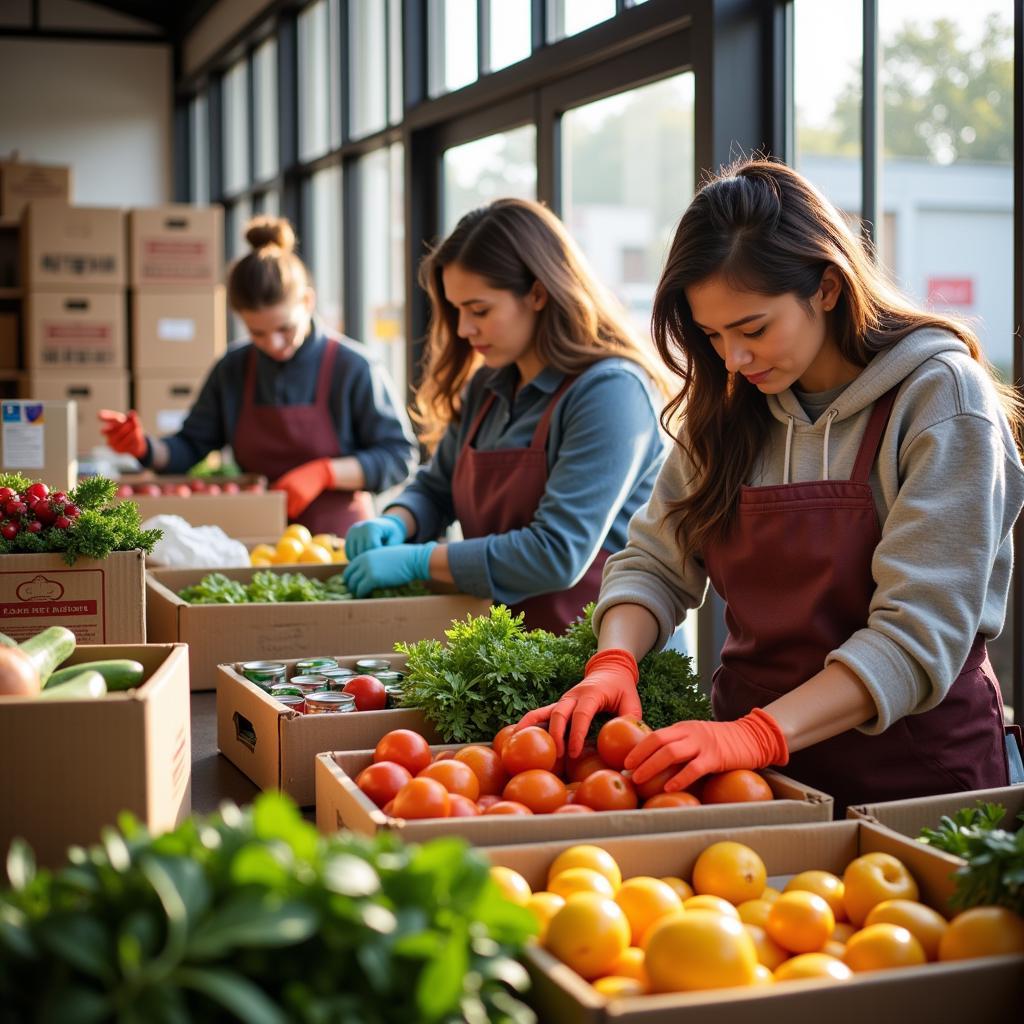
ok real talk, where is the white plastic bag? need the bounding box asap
[144,514,251,568]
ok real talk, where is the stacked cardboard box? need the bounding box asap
[20,200,128,451]
[128,206,225,437]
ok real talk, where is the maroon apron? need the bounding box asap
[703,388,1009,812]
[232,340,374,534]
[451,376,608,633]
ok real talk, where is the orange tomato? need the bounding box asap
[765,891,835,954]
[575,769,638,811]
[548,867,617,901]
[355,761,411,809]
[644,911,759,992]
[417,759,481,800]
[544,893,631,980]
[492,723,518,755]
[503,769,567,814]
[633,766,679,801]
[373,729,432,776]
[774,952,853,982]
[743,923,789,970]
[548,845,623,890]
[938,906,1024,961]
[701,769,773,804]
[692,841,767,906]
[643,792,700,809]
[843,922,926,971]
[391,777,450,819]
[568,752,608,783]
[476,794,501,811]
[490,865,531,906]
[613,876,684,945]
[432,749,456,761]
[784,870,847,922]
[483,800,533,815]
[865,899,948,960]
[842,852,919,926]
[553,803,594,813]
[501,726,557,775]
[596,716,652,770]
[447,793,481,817]
[454,744,507,796]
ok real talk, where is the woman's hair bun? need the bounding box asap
[245,215,295,253]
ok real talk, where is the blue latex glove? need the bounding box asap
[343,542,437,598]
[344,514,408,559]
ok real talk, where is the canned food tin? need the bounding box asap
[241,661,287,689]
[296,657,339,674]
[288,674,331,695]
[270,683,305,697]
[274,694,305,713]
[355,658,391,673]
[304,691,357,715]
[383,683,405,709]
[320,666,357,684]
[376,671,404,686]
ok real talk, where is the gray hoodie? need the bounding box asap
[595,328,1024,734]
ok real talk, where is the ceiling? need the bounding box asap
[78,1,220,39]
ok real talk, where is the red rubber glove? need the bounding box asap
[98,409,147,459]
[271,457,335,519]
[624,708,790,793]
[518,648,642,758]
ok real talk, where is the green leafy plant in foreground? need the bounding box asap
[918,802,1008,858]
[0,793,537,1024]
[396,604,710,742]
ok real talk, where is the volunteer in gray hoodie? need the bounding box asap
[521,158,1024,811]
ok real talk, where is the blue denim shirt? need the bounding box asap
[151,324,418,491]
[391,358,667,604]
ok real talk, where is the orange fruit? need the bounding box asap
[842,853,918,926]
[785,870,847,922]
[831,921,856,944]
[525,891,565,943]
[608,946,648,986]
[298,543,333,564]
[774,952,853,982]
[548,867,616,901]
[865,899,948,960]
[752,963,774,985]
[692,841,767,906]
[544,893,631,979]
[547,845,622,891]
[592,976,645,998]
[766,891,835,953]
[843,923,926,971]
[701,769,773,803]
[938,906,1024,961]
[644,910,759,992]
[682,894,740,920]
[282,524,312,544]
[613,877,684,945]
[274,536,305,563]
[249,543,276,562]
[660,876,694,901]
[250,556,273,566]
[489,865,531,906]
[743,923,789,970]
[821,939,847,958]
[737,898,773,929]
[761,886,782,903]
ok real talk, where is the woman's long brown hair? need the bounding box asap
[653,157,1023,555]
[414,198,671,447]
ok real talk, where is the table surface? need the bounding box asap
[190,691,261,815]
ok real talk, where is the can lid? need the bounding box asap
[241,661,287,671]
[355,658,391,670]
[305,690,356,710]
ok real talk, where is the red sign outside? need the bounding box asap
[927,277,973,307]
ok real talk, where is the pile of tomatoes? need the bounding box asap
[355,717,774,819]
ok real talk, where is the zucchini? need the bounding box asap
[0,633,16,649]
[18,627,76,685]
[44,659,145,692]
[36,670,106,700]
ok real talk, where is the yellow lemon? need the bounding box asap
[283,524,313,545]
[298,543,333,564]
[275,537,305,563]
[250,544,276,562]
[489,866,531,906]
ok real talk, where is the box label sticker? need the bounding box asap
[2,409,45,468]
[156,318,196,342]
[0,568,105,643]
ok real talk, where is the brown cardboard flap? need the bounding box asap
[848,785,1024,839]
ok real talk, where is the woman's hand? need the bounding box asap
[270,458,334,518]
[518,648,642,758]
[624,709,789,792]
[343,542,436,598]
[344,514,408,559]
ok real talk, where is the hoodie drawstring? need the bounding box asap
[822,408,839,480]
[782,416,795,485]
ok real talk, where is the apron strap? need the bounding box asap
[242,346,258,406]
[315,338,339,406]
[462,390,499,451]
[850,387,899,484]
[530,375,578,450]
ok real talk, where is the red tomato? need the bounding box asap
[483,800,534,816]
[433,749,456,761]
[476,794,502,811]
[382,798,396,815]
[643,791,701,809]
[356,760,411,809]
[373,729,432,775]
[575,769,639,812]
[343,674,387,711]
[418,760,481,800]
[392,777,451,819]
[597,716,652,770]
[553,803,595,814]
[492,724,518,754]
[568,752,608,783]
[454,745,507,795]
[502,769,567,814]
[448,794,481,817]
[501,726,557,775]
[634,767,678,801]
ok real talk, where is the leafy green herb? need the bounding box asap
[396,604,709,742]
[946,815,1024,916]
[180,571,429,604]
[918,802,1008,857]
[0,793,537,1024]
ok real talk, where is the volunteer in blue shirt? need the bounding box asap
[344,198,669,632]
[99,215,417,533]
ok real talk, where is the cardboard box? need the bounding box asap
[23,369,129,453]
[146,564,491,691]
[22,202,125,291]
[25,290,126,370]
[0,643,190,868]
[0,312,17,369]
[217,653,442,806]
[0,548,145,643]
[133,373,202,436]
[0,161,71,220]
[487,820,1024,1024]
[316,748,832,845]
[0,399,77,490]
[129,206,223,288]
[131,288,226,371]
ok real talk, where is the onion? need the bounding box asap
[0,648,42,696]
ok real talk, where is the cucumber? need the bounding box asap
[18,627,76,685]
[0,634,16,648]
[44,659,146,692]
[36,670,106,700]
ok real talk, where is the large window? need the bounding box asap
[189,93,209,204]
[253,38,278,182]
[488,0,532,72]
[298,0,333,160]
[548,0,616,42]
[306,166,343,333]
[351,0,388,138]
[222,59,250,196]
[428,0,478,97]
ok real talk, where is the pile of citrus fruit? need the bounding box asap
[356,719,775,818]
[489,840,1024,996]
[250,524,348,566]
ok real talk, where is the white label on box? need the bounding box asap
[157,318,196,342]
[2,403,45,468]
[156,409,187,433]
